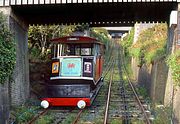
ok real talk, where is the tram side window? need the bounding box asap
[61,44,69,56]
[52,44,62,58]
[94,44,100,56]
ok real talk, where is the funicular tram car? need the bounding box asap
[41,36,105,109]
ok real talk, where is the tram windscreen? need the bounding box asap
[61,44,93,56]
[52,43,94,57]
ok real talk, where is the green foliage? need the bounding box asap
[28,25,76,60]
[35,114,54,124]
[131,23,167,65]
[121,28,134,56]
[153,106,172,124]
[74,23,89,32]
[0,12,16,84]
[61,113,76,124]
[121,28,134,77]
[110,119,122,124]
[28,25,76,51]
[90,27,111,45]
[129,48,141,59]
[15,106,39,123]
[136,86,148,98]
[166,50,180,85]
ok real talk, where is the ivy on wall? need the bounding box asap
[167,50,180,85]
[0,12,16,84]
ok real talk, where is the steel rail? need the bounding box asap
[119,45,151,124]
[72,110,83,124]
[103,58,115,124]
[102,56,114,78]
[27,108,48,124]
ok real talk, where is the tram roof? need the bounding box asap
[51,36,104,45]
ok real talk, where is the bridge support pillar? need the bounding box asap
[177,4,180,48]
[171,4,180,123]
[164,6,180,123]
[0,7,29,123]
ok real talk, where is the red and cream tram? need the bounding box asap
[41,35,105,109]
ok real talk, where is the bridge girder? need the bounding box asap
[10,2,177,26]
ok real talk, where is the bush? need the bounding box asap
[0,12,16,84]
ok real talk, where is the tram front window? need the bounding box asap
[60,44,93,56]
[81,48,91,55]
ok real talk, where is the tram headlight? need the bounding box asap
[77,100,86,109]
[52,62,59,73]
[41,100,49,108]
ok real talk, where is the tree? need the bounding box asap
[28,25,76,55]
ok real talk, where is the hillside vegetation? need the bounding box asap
[131,23,167,65]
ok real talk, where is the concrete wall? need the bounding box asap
[150,60,168,104]
[131,58,168,104]
[9,15,29,106]
[0,7,29,123]
[164,26,175,107]
[0,81,10,124]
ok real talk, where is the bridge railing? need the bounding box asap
[0,0,178,6]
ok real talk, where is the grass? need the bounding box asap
[35,114,54,124]
[152,106,172,124]
[61,113,77,124]
[13,106,40,124]
[110,119,123,124]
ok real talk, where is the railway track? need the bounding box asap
[71,41,152,124]
[24,107,80,124]
[103,42,151,124]
[24,40,152,124]
[69,43,115,124]
[119,44,151,124]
